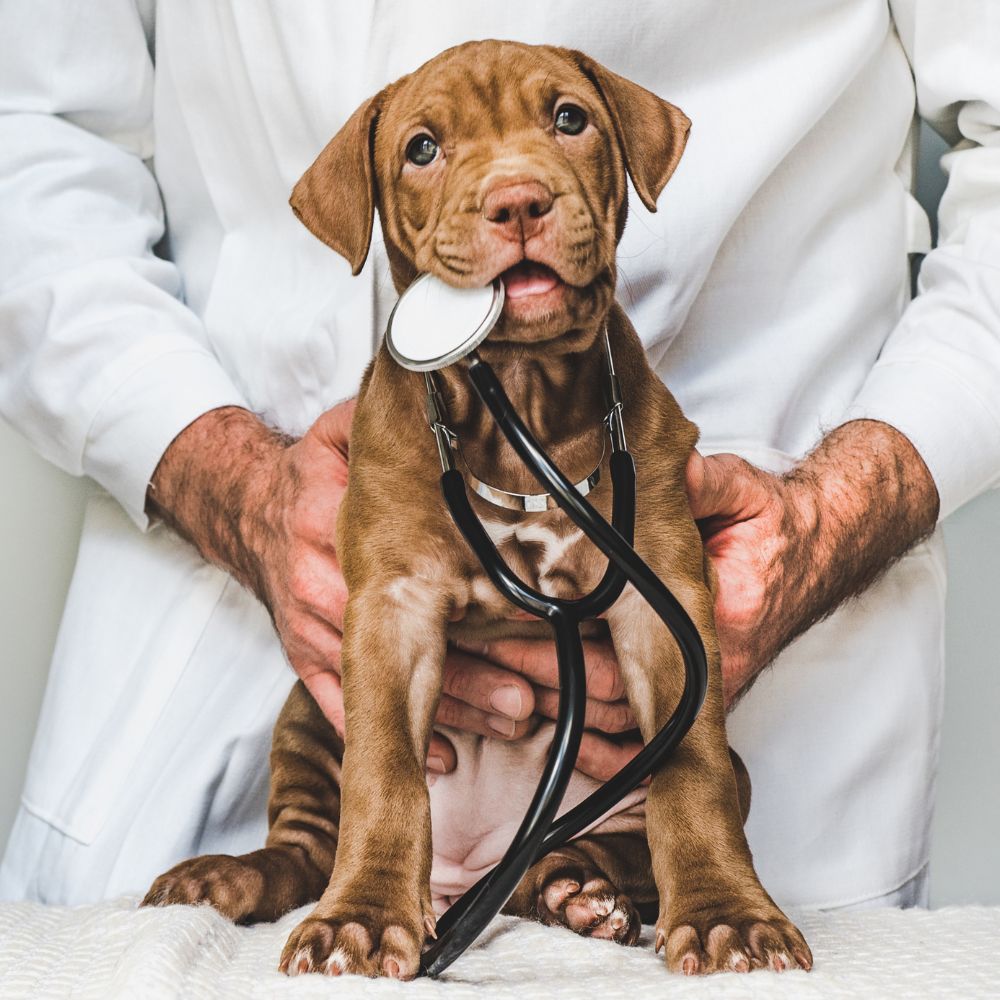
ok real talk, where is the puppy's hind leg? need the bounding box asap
[505,833,656,946]
[142,682,340,924]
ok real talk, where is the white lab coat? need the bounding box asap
[1,0,998,909]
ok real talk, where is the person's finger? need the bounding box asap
[287,465,348,553]
[684,448,708,512]
[433,693,533,740]
[282,610,344,672]
[301,668,347,738]
[686,451,772,525]
[451,637,558,687]
[573,732,645,783]
[686,450,737,520]
[579,639,626,701]
[288,557,349,631]
[455,637,624,702]
[427,731,457,775]
[532,688,636,732]
[313,397,357,458]
[685,450,757,522]
[441,648,536,720]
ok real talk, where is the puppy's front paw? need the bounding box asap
[279,900,432,979]
[657,894,812,975]
[536,868,640,946]
[141,854,263,922]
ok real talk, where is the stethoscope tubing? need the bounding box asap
[419,357,707,976]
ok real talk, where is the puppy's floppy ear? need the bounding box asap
[569,51,691,212]
[290,95,381,275]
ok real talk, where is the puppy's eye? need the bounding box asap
[554,104,587,136]
[406,134,439,166]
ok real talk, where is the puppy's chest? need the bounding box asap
[455,513,604,627]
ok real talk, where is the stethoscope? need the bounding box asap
[384,273,708,977]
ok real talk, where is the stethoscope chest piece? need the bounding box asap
[385,273,505,372]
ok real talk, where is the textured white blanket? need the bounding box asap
[0,898,997,999]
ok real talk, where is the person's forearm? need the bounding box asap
[776,418,940,652]
[145,405,290,600]
[690,417,942,706]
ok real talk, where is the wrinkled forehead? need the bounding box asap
[379,42,602,145]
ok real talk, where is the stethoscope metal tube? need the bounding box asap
[418,353,708,977]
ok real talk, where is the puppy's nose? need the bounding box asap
[483,181,554,241]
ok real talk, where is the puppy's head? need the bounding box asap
[292,41,689,353]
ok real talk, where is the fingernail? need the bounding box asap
[487,715,516,738]
[489,685,522,718]
[427,755,447,774]
[454,639,489,656]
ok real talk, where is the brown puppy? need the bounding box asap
[143,41,811,980]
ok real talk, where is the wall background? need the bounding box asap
[0,426,91,855]
[0,126,997,906]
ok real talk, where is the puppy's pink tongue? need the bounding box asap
[502,261,559,299]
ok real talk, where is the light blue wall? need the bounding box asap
[0,425,90,852]
[912,125,1000,906]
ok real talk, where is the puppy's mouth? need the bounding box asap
[500,260,562,300]
[495,259,572,324]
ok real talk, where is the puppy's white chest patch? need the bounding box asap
[481,517,586,598]
[511,523,583,583]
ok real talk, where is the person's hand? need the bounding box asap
[448,635,643,782]
[236,400,355,730]
[685,420,939,708]
[684,449,813,707]
[146,401,355,728]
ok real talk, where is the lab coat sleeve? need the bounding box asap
[846,1,1000,519]
[0,0,248,529]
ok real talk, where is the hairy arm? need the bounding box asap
[146,406,295,600]
[688,419,940,706]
